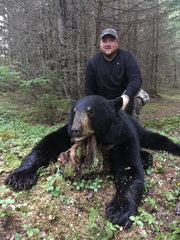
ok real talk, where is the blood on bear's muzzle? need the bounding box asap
[71,111,94,142]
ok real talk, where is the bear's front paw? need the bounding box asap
[105,197,134,229]
[5,170,38,190]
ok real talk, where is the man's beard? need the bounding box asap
[102,49,117,60]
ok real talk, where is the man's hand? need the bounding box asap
[121,95,130,110]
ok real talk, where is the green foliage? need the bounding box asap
[73,176,103,192]
[0,66,71,125]
[165,191,175,201]
[143,116,180,148]
[145,196,158,210]
[0,66,20,92]
[60,195,71,205]
[104,220,120,238]
[0,112,62,167]
[0,187,16,217]
[45,174,72,205]
[45,175,63,197]
[0,66,9,77]
[143,116,180,143]
[21,212,33,219]
[154,220,180,240]
[19,76,65,125]
[0,197,15,208]
[130,208,161,231]
[88,207,99,229]
[167,0,180,25]
[15,233,22,240]
[22,224,40,238]
[19,76,50,97]
[144,174,158,193]
[34,94,59,125]
[155,164,165,173]
[0,184,11,193]
[164,190,176,207]
[87,208,119,239]
[18,74,71,125]
[19,76,50,88]
[31,95,71,125]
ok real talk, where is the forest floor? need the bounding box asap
[0,87,180,240]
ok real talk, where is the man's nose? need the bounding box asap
[105,40,111,44]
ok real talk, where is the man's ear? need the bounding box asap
[109,96,123,111]
[70,99,77,107]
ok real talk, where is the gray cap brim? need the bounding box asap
[100,28,118,39]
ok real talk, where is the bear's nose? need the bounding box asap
[71,129,80,137]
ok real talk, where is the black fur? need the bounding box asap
[5,95,180,228]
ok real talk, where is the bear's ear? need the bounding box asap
[109,96,123,111]
[70,99,77,107]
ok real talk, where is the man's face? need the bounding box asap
[100,35,119,59]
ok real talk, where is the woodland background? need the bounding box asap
[0,0,180,124]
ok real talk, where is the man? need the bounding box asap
[85,28,149,120]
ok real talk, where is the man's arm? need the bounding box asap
[123,53,142,99]
[85,61,97,95]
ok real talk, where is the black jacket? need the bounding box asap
[85,49,142,99]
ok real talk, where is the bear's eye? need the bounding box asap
[87,106,91,111]
[87,105,95,118]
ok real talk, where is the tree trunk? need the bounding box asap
[57,135,105,180]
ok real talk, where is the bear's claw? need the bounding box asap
[105,197,135,229]
[5,171,38,190]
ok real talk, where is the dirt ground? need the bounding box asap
[141,95,180,121]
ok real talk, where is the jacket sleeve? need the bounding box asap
[124,53,142,99]
[84,61,97,96]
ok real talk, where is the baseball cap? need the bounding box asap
[100,28,118,39]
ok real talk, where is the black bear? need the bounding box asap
[5,95,180,229]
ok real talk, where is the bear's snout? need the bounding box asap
[71,111,94,142]
[71,128,81,138]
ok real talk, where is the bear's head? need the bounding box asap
[68,95,123,143]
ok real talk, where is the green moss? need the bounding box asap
[92,155,103,170]
[76,146,82,157]
[4,152,21,168]
[81,153,104,176]
[63,165,75,177]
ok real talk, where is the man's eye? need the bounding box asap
[102,39,115,43]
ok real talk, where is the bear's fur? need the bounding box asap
[5,95,180,228]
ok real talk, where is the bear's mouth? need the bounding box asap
[72,131,94,143]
